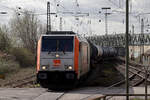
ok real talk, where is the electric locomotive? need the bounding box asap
[36,31,90,87]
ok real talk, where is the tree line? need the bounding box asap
[0,10,46,53]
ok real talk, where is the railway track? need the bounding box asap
[3,74,36,88]
[118,63,150,87]
[113,57,150,86]
[129,65,150,86]
[84,58,150,100]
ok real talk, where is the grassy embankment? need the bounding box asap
[0,48,36,86]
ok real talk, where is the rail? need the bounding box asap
[3,74,36,88]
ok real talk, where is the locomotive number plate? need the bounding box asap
[53,59,61,66]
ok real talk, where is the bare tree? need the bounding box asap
[10,10,46,53]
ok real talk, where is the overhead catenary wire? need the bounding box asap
[2,0,149,35]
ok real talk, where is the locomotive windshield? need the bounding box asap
[41,36,73,52]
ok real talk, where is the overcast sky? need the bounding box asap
[0,0,150,35]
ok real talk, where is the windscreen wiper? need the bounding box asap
[48,50,51,54]
[62,49,66,54]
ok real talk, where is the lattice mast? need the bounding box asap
[47,2,51,33]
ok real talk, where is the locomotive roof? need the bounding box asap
[46,31,76,35]
[41,31,88,43]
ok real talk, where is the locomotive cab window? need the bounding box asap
[41,36,73,52]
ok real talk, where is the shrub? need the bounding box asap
[0,57,19,75]
[10,48,35,67]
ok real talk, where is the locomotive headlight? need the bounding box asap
[68,66,73,70]
[56,54,59,58]
[42,66,47,70]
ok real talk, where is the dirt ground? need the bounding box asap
[0,67,36,88]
